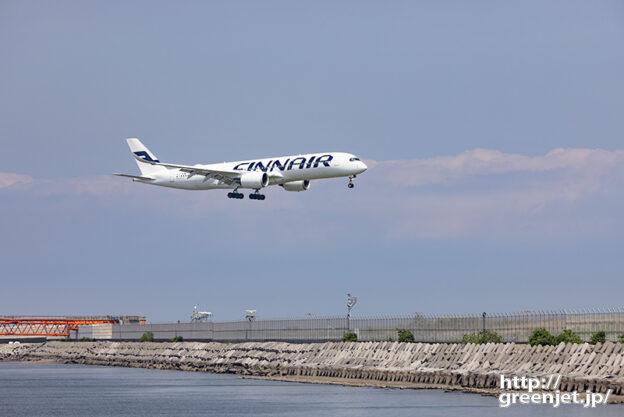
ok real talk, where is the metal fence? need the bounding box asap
[99,309,624,343]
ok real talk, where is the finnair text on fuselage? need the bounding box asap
[233,154,333,172]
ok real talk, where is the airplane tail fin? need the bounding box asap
[126,138,168,176]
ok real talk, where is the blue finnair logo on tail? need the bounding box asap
[134,151,160,163]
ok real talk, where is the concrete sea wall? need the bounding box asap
[2,341,624,401]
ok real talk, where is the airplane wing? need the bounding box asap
[133,154,240,184]
[113,173,155,181]
[132,154,283,185]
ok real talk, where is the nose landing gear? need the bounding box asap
[348,175,356,188]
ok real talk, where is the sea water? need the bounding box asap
[0,361,621,417]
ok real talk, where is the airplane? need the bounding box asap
[114,138,367,200]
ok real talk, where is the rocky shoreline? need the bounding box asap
[2,341,623,402]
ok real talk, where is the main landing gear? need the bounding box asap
[227,189,266,200]
[348,175,356,188]
[249,190,266,200]
[227,188,244,199]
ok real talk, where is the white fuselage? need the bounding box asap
[137,152,367,190]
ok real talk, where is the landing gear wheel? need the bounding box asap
[348,175,356,188]
[228,191,244,199]
[250,189,266,200]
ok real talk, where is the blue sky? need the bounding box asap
[1,1,623,321]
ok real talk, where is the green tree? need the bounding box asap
[462,332,480,344]
[342,332,357,342]
[618,334,624,343]
[78,337,95,342]
[462,329,502,344]
[396,329,415,343]
[590,331,606,345]
[554,329,583,344]
[169,336,183,342]
[139,331,154,342]
[529,328,556,346]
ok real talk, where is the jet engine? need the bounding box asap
[240,172,269,188]
[281,180,310,192]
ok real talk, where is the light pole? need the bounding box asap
[245,310,256,341]
[191,305,212,322]
[347,293,357,332]
[482,312,487,333]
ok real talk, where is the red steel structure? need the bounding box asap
[0,316,145,337]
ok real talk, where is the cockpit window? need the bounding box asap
[349,157,360,161]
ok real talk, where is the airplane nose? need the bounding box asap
[357,161,367,173]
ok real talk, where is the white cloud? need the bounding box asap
[0,172,33,189]
[358,148,624,238]
[369,148,624,188]
[2,148,624,240]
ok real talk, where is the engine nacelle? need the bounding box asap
[240,172,269,189]
[281,180,310,192]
